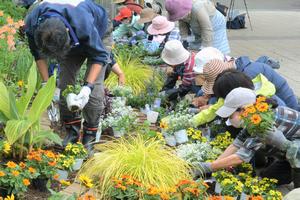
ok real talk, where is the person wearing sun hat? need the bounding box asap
[142,16,181,54]
[195,87,300,188]
[160,40,198,101]
[113,0,143,14]
[113,7,144,41]
[193,47,300,111]
[137,8,159,25]
[165,0,230,54]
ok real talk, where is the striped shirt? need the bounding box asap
[182,52,196,86]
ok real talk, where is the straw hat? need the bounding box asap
[147,16,175,35]
[194,47,225,74]
[161,40,190,66]
[165,0,193,21]
[137,8,159,24]
[202,59,234,95]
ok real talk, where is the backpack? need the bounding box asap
[226,14,246,29]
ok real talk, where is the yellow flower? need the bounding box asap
[246,106,256,114]
[256,96,266,103]
[23,179,30,186]
[12,170,19,177]
[29,167,36,174]
[79,175,93,188]
[3,142,10,154]
[6,161,17,168]
[17,80,24,88]
[4,194,14,200]
[251,114,262,125]
[65,143,72,151]
[60,180,71,186]
[19,162,26,169]
[0,171,5,177]
[256,102,269,112]
[160,121,168,129]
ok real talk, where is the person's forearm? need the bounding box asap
[86,63,102,84]
[36,59,49,81]
[112,63,124,77]
[216,144,239,160]
[211,154,244,171]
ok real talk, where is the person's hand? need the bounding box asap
[75,86,91,110]
[192,96,209,108]
[118,73,125,86]
[166,67,174,76]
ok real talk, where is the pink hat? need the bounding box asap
[147,16,175,35]
[165,0,193,22]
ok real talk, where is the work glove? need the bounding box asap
[74,86,91,110]
[264,128,291,151]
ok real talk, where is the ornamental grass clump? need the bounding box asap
[79,134,192,199]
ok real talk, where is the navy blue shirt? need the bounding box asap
[25,0,109,65]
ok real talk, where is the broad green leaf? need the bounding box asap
[0,82,11,119]
[8,90,19,120]
[16,63,37,116]
[32,130,62,146]
[28,74,56,122]
[5,119,31,145]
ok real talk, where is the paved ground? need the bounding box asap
[215,0,300,96]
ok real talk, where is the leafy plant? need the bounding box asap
[57,154,75,171]
[176,179,208,200]
[105,58,163,95]
[26,149,58,179]
[0,161,39,196]
[0,3,26,20]
[0,64,62,159]
[79,134,192,199]
[110,85,133,98]
[160,112,194,135]
[64,142,88,159]
[62,84,81,98]
[176,142,222,165]
[240,96,275,137]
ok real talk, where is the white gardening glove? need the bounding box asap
[75,86,91,110]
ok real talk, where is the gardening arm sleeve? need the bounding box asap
[192,98,224,127]
[235,137,264,162]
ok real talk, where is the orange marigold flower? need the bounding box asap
[160,192,170,200]
[249,196,264,200]
[159,121,168,129]
[224,196,235,200]
[256,96,266,103]
[19,162,26,169]
[6,161,17,168]
[48,161,57,166]
[241,110,249,118]
[12,170,20,176]
[177,179,192,186]
[0,171,5,177]
[6,17,14,24]
[251,114,262,125]
[23,179,30,186]
[46,151,55,158]
[256,102,269,112]
[246,106,256,114]
[0,10,4,17]
[29,167,36,174]
[115,183,126,191]
[53,174,59,180]
[121,175,132,180]
[147,186,160,195]
[209,196,223,200]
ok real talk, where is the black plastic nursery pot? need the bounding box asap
[0,187,10,197]
[32,177,49,192]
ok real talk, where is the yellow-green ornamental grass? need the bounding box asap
[105,59,163,95]
[79,134,192,199]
